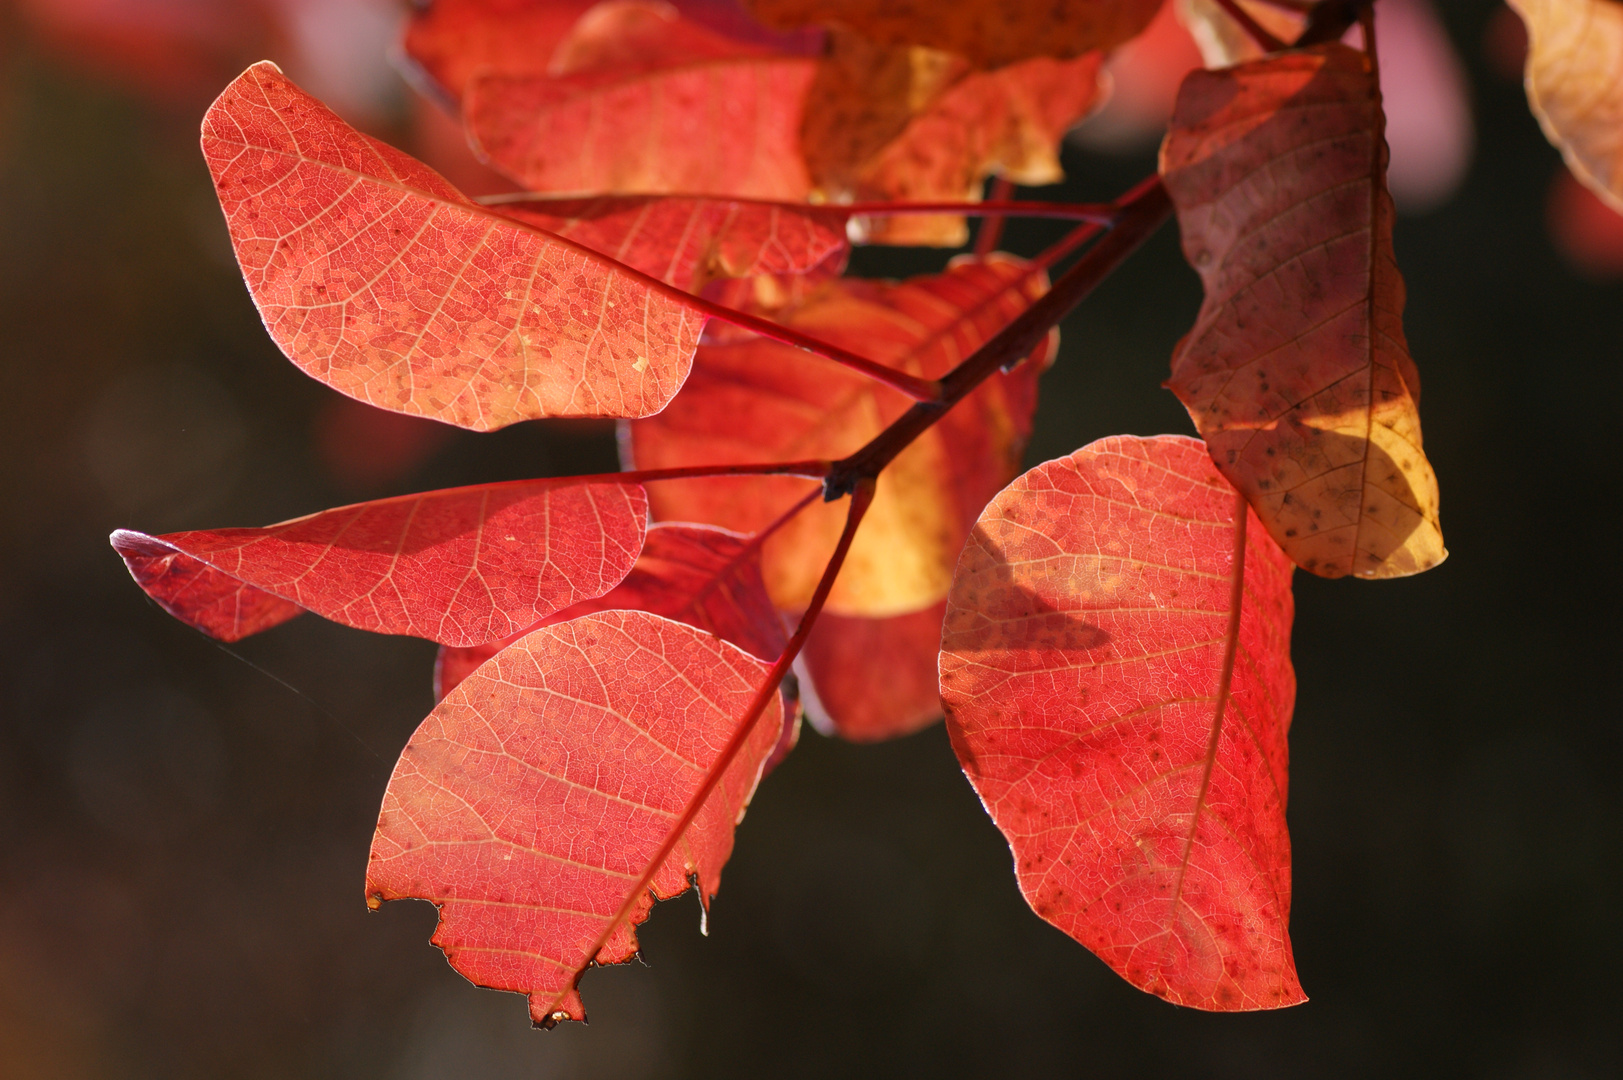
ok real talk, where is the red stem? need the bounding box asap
[574,481,875,997]
[480,191,1118,225]
[1213,0,1287,52]
[613,461,831,484]
[974,177,1018,256]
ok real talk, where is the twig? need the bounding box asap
[975,177,1018,256]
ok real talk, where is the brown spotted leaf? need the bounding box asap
[1160,43,1445,578]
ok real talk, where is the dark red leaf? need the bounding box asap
[940,434,1302,1010]
[111,478,646,647]
[799,601,945,741]
[368,609,783,1024]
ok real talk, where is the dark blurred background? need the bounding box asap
[1,1,1619,1076]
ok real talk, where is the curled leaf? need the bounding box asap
[1509,0,1623,212]
[204,62,708,429]
[368,610,783,1025]
[626,256,1052,617]
[940,434,1301,1011]
[1160,43,1445,578]
[110,478,646,647]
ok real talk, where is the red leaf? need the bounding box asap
[463,7,816,199]
[110,478,646,647]
[435,522,788,699]
[939,435,1302,1011]
[402,0,599,101]
[799,601,945,742]
[203,62,709,429]
[627,256,1052,617]
[1160,44,1445,579]
[367,609,783,1025]
[490,195,847,294]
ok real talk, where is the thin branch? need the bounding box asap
[578,480,876,988]
[1212,0,1287,53]
[478,190,1118,225]
[615,461,831,484]
[1031,219,1107,274]
[975,177,1018,256]
[824,174,1173,500]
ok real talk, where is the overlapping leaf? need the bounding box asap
[1160,43,1445,579]
[1509,0,1623,212]
[488,195,847,294]
[744,0,1162,69]
[367,610,783,1025]
[110,478,646,647]
[940,434,1301,1011]
[204,62,710,429]
[402,0,599,101]
[463,2,817,198]
[799,602,946,741]
[626,255,1052,618]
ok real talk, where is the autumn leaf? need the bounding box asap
[462,2,817,199]
[799,601,946,741]
[1508,0,1623,212]
[401,0,599,102]
[1176,0,1304,68]
[803,33,1105,245]
[939,434,1302,1011]
[367,609,783,1025]
[487,194,847,294]
[626,255,1052,617]
[110,478,646,647]
[204,62,710,430]
[744,0,1162,69]
[1160,43,1445,579]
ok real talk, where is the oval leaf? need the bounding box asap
[1509,0,1623,212]
[204,62,708,429]
[939,434,1301,1011]
[367,609,783,1025]
[1160,43,1445,578]
[627,256,1052,616]
[111,478,647,647]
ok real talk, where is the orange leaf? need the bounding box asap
[940,434,1302,1011]
[743,0,1162,69]
[1160,43,1445,579]
[799,601,946,741]
[109,478,646,647]
[489,195,847,294]
[626,256,1052,616]
[204,62,709,429]
[463,2,816,198]
[1508,0,1623,212]
[367,610,783,1025]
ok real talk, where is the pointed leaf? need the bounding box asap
[367,609,783,1024]
[627,256,1052,616]
[463,4,816,199]
[435,521,788,698]
[204,62,708,429]
[111,478,646,647]
[489,195,847,294]
[1160,43,1445,579]
[1509,0,1623,212]
[940,434,1301,1011]
[799,601,946,741]
[744,0,1162,69]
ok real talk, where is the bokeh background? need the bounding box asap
[1,1,1619,1076]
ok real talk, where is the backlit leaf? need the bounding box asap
[402,0,598,101]
[940,434,1302,1011]
[626,256,1052,617]
[799,602,946,741]
[744,0,1162,69]
[1160,43,1445,578]
[204,62,708,429]
[367,610,783,1025]
[1508,0,1623,212]
[489,195,847,294]
[463,2,816,198]
[110,478,646,647]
